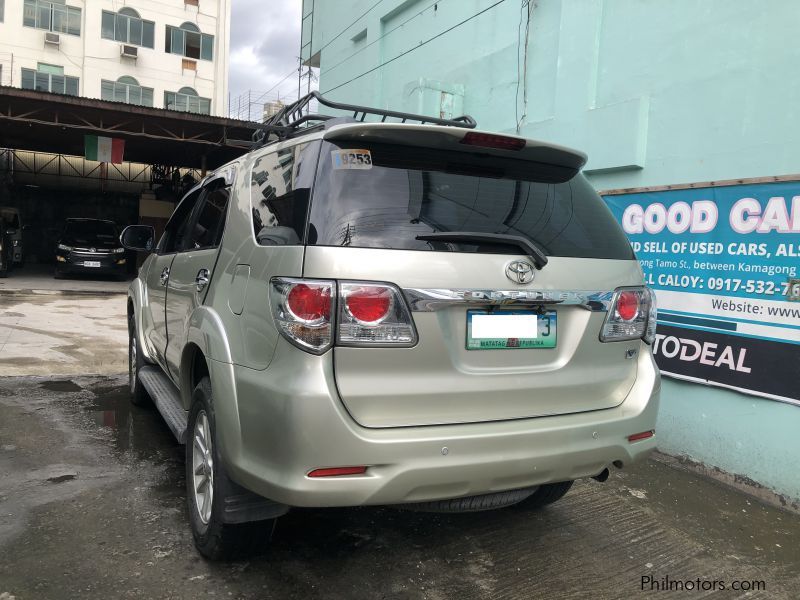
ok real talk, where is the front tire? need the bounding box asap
[187,377,275,560]
[128,314,150,406]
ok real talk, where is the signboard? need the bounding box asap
[603,180,800,406]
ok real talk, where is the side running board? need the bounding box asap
[138,366,188,444]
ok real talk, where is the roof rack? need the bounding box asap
[251,91,477,147]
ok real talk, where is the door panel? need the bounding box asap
[165,182,230,380]
[144,186,206,373]
[164,248,220,379]
[144,253,175,367]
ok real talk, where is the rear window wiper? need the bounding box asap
[415,232,548,269]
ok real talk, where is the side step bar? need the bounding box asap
[138,366,188,444]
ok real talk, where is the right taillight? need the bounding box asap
[600,287,657,344]
[338,282,417,347]
[270,278,417,353]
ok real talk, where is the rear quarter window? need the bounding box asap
[307,142,634,260]
[249,141,319,246]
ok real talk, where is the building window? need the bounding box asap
[21,65,79,96]
[101,76,153,107]
[23,0,81,36]
[164,87,211,115]
[101,8,154,48]
[165,22,214,61]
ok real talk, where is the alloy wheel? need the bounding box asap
[129,333,137,395]
[192,411,214,524]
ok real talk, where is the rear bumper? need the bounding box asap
[214,339,660,508]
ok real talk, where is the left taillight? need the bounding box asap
[338,282,417,347]
[600,287,657,344]
[270,278,334,354]
[270,278,418,354]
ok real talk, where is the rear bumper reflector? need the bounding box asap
[627,430,655,443]
[307,466,368,478]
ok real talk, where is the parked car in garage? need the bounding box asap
[122,92,660,560]
[0,206,24,270]
[55,218,127,279]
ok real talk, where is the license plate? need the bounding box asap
[466,310,557,350]
[83,261,101,268]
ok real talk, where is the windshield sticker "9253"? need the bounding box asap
[331,149,372,170]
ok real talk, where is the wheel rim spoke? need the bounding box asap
[194,435,207,458]
[191,409,214,524]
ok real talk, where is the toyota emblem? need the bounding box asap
[505,260,535,284]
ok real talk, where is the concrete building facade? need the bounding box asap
[301,0,800,504]
[0,0,231,116]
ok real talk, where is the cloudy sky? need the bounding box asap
[228,0,306,119]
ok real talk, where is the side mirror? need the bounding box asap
[120,225,155,252]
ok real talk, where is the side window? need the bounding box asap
[250,142,318,246]
[160,187,203,253]
[185,183,230,250]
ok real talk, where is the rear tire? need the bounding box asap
[187,377,275,561]
[514,481,574,510]
[128,313,150,406]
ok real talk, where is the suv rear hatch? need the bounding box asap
[302,125,644,428]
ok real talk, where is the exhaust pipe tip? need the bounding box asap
[592,468,610,482]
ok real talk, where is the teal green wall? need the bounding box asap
[302,0,800,502]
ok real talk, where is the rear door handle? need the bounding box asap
[195,268,210,292]
[159,266,170,286]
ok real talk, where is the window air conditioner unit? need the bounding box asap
[44,32,61,46]
[120,45,138,59]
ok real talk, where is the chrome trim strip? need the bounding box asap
[402,288,614,312]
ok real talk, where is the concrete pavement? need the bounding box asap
[0,289,799,598]
[0,374,798,599]
[0,263,131,295]
[0,291,127,377]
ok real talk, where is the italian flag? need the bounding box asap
[84,135,125,164]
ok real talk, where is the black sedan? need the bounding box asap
[55,218,127,279]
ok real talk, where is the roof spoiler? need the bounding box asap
[323,123,588,174]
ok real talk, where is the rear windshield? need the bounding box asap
[307,142,634,260]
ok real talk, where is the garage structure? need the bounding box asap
[0,86,259,270]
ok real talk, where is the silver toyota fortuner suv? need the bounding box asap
[122,93,660,560]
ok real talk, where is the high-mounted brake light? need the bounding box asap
[460,131,526,151]
[308,466,368,478]
[600,287,657,344]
